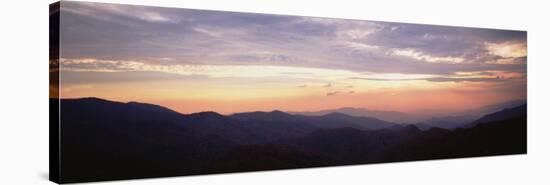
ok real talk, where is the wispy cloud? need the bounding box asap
[59,58,357,81]
[350,76,512,83]
[326,91,339,96]
[60,57,525,86]
[62,2,181,24]
[485,41,527,58]
[425,77,505,82]
[388,48,465,64]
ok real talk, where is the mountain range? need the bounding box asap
[416,99,526,130]
[290,99,526,127]
[290,107,419,123]
[54,97,527,183]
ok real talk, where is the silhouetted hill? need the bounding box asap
[364,105,527,163]
[55,97,527,183]
[230,111,319,141]
[231,110,297,122]
[61,97,184,122]
[207,144,331,173]
[273,124,421,165]
[421,115,476,129]
[369,117,526,163]
[472,104,527,125]
[127,101,183,115]
[312,112,395,130]
[230,110,397,139]
[60,98,235,182]
[183,111,264,144]
[413,123,435,131]
[291,107,419,123]
[382,124,422,133]
[411,100,527,130]
[470,99,527,117]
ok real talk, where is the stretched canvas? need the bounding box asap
[50,1,527,183]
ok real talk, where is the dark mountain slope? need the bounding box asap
[291,107,418,123]
[58,98,395,182]
[368,105,527,163]
[60,97,184,123]
[472,104,527,125]
[420,115,476,129]
[208,124,423,171]
[55,97,527,183]
[369,117,526,163]
[127,101,183,115]
[313,112,395,130]
[233,111,396,130]
[464,99,527,117]
[59,98,254,182]
[230,111,319,141]
[183,111,265,144]
[277,125,421,165]
[230,111,397,141]
[206,144,332,173]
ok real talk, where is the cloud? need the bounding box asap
[425,77,505,83]
[350,77,419,81]
[349,69,525,83]
[350,76,508,83]
[59,58,357,81]
[485,41,527,58]
[326,91,339,96]
[59,84,94,93]
[58,1,527,78]
[62,2,181,24]
[388,48,464,63]
[337,41,381,53]
[337,28,379,40]
[60,71,207,84]
[60,56,525,86]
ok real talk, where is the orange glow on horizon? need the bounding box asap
[58,60,526,116]
[59,79,525,115]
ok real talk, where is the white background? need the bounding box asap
[0,0,549,184]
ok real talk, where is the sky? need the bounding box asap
[57,1,527,115]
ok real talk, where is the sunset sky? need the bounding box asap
[57,1,527,115]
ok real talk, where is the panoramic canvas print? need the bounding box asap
[50,1,527,183]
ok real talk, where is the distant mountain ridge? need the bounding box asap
[290,107,420,123]
[417,115,476,130]
[468,99,527,117]
[288,99,526,125]
[60,98,398,144]
[414,99,527,130]
[465,104,527,128]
